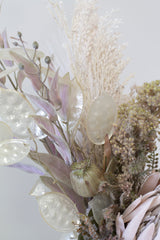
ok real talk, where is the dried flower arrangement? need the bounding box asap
[0,1,160,240]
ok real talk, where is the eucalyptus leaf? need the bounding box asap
[17,70,26,89]
[9,51,42,91]
[49,68,62,109]
[27,94,57,121]
[29,151,71,187]
[32,115,55,137]
[8,162,44,175]
[32,115,72,165]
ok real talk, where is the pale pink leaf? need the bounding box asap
[154,224,160,240]
[49,68,62,109]
[147,196,160,211]
[9,51,42,91]
[142,189,157,202]
[8,162,44,175]
[42,136,61,157]
[27,94,57,121]
[33,115,72,165]
[139,172,160,195]
[123,196,156,223]
[17,70,25,89]
[32,115,55,137]
[122,197,156,240]
[116,213,125,238]
[30,151,71,187]
[123,196,142,219]
[49,135,72,166]
[137,223,155,240]
[50,68,59,90]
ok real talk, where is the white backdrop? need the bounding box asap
[0,0,160,239]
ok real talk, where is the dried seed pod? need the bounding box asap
[37,192,79,232]
[0,121,13,142]
[70,161,104,197]
[0,88,35,138]
[86,93,117,145]
[0,139,30,165]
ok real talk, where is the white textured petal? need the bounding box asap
[37,192,79,232]
[123,196,156,223]
[137,223,155,240]
[142,189,157,202]
[147,196,160,211]
[139,172,160,195]
[0,88,35,138]
[86,93,117,145]
[0,121,13,142]
[154,225,160,240]
[116,213,125,238]
[0,139,30,165]
[123,196,142,219]
[122,197,155,240]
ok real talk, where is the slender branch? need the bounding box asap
[0,60,17,90]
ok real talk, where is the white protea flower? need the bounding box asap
[116,172,160,240]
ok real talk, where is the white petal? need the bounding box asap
[0,88,35,138]
[147,196,160,211]
[122,197,155,240]
[0,121,13,142]
[139,172,160,195]
[86,93,117,145]
[123,196,142,219]
[142,189,157,202]
[123,196,156,223]
[0,139,30,165]
[37,192,79,232]
[116,213,125,238]
[137,223,155,240]
[154,224,160,240]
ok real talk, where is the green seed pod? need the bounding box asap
[17,32,22,38]
[70,161,104,198]
[32,41,39,50]
[45,56,51,64]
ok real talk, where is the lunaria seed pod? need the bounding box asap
[70,161,104,197]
